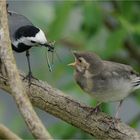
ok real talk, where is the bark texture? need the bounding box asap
[0,0,140,140]
[0,72,140,140]
[0,1,52,139]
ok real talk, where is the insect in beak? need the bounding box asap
[43,42,54,52]
[43,41,55,72]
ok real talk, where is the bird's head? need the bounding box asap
[13,25,54,52]
[69,51,103,75]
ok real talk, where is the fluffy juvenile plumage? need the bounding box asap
[69,51,140,117]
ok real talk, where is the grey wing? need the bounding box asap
[8,11,33,42]
[103,61,140,89]
[103,61,139,79]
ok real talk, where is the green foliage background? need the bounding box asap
[1,0,140,139]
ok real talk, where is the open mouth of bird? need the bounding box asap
[68,58,78,67]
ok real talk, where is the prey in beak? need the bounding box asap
[43,41,55,52]
[43,41,56,72]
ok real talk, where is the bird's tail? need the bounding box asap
[132,77,140,90]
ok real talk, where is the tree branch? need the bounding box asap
[0,72,140,140]
[0,1,52,139]
[0,1,140,139]
[0,124,22,140]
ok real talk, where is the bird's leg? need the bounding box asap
[23,50,38,84]
[112,100,123,123]
[115,99,123,120]
[107,100,123,130]
[26,50,32,77]
[86,102,102,118]
[93,102,102,113]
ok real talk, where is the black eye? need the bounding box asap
[78,58,82,63]
[31,40,36,43]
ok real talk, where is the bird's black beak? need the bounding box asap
[43,42,55,52]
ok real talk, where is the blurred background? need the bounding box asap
[0,0,140,139]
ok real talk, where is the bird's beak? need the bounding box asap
[43,41,55,52]
[43,43,53,48]
[68,62,76,67]
[68,51,78,67]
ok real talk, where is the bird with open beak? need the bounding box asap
[69,51,140,118]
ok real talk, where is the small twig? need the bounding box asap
[0,124,22,140]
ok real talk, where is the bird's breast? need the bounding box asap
[75,71,132,102]
[74,72,93,93]
[12,43,32,52]
[90,78,132,102]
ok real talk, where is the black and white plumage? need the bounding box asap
[8,11,54,81]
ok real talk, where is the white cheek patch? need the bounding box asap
[30,29,48,44]
[79,57,90,69]
[84,70,93,78]
[76,57,90,73]
[13,29,48,47]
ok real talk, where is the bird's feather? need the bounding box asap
[102,60,139,80]
[98,60,140,93]
[8,11,33,42]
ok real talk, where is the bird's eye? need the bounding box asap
[31,40,36,43]
[78,58,82,63]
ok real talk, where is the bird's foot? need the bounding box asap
[106,117,121,131]
[93,105,101,114]
[23,72,38,86]
[86,105,101,119]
